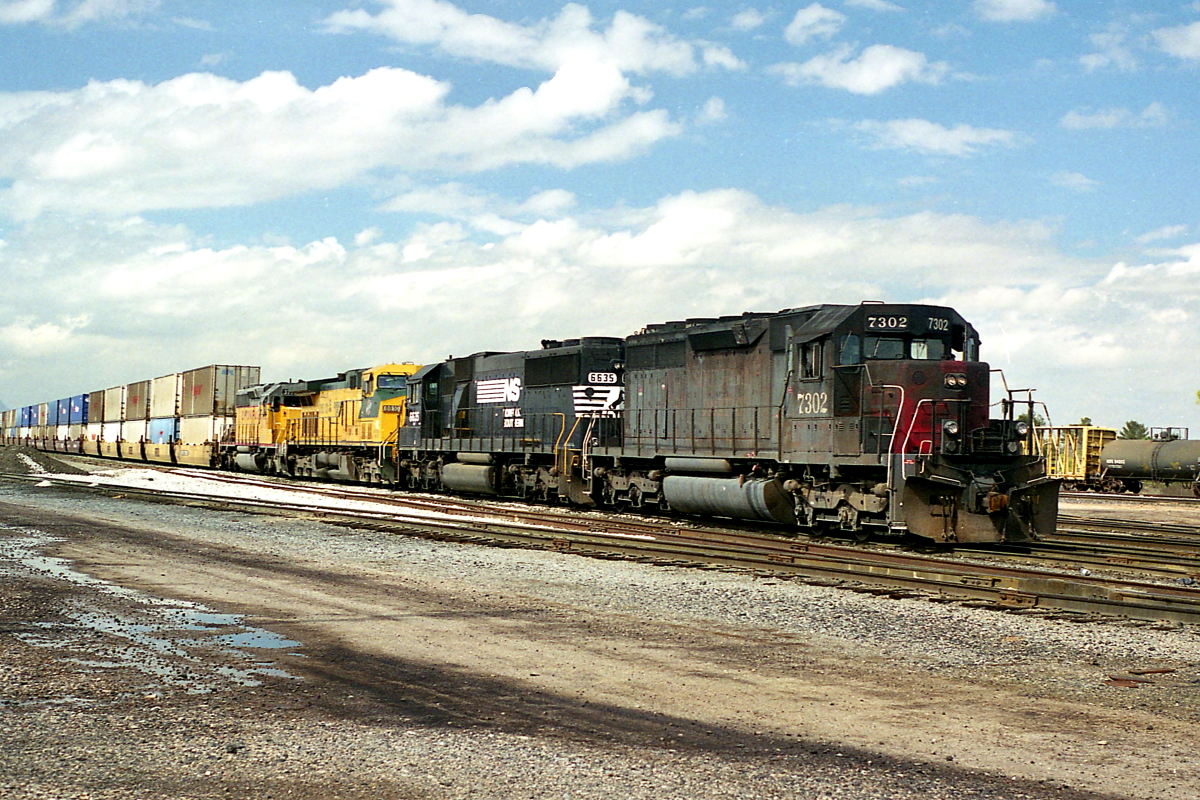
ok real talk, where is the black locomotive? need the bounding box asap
[394,302,1057,543]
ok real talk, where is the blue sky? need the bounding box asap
[1,0,1198,430]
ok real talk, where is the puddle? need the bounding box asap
[213,630,302,650]
[1,524,303,694]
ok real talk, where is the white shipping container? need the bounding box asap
[18,427,30,439]
[68,424,84,439]
[87,422,104,441]
[179,415,234,445]
[103,386,125,423]
[122,419,148,443]
[56,425,70,439]
[150,373,181,418]
[102,421,123,441]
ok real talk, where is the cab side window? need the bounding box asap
[801,341,824,379]
[839,334,861,366]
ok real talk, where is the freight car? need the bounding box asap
[1038,426,1200,496]
[388,302,1056,543]
[1101,431,1200,496]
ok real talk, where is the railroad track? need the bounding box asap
[5,468,1200,627]
[1062,491,1200,505]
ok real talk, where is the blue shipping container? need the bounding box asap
[50,399,69,426]
[147,417,179,444]
[19,407,32,427]
[69,394,89,425]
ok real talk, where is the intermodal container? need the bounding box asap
[49,399,65,427]
[150,374,181,418]
[103,386,125,422]
[19,407,33,428]
[125,381,150,421]
[122,419,148,443]
[181,365,262,417]
[69,394,89,425]
[180,415,234,445]
[37,403,49,427]
[147,417,179,444]
[88,390,105,424]
[102,421,122,442]
[86,422,103,442]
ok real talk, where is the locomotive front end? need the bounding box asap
[873,346,1058,544]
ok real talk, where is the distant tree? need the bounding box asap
[1118,420,1150,440]
[1018,410,1047,427]
[1196,390,1200,405]
[1077,416,1093,426]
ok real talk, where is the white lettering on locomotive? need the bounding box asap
[866,315,908,330]
[476,377,522,404]
[795,391,829,415]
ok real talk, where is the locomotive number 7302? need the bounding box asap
[796,391,829,415]
[866,315,907,330]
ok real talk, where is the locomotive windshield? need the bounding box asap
[839,334,954,364]
[376,374,408,390]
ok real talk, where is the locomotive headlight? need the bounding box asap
[942,420,960,437]
[1007,441,1021,453]
[1014,421,1030,437]
[944,374,968,388]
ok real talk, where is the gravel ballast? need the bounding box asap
[2,453,1198,799]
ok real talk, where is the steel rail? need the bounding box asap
[6,471,1200,625]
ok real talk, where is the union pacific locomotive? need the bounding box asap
[3,302,1059,543]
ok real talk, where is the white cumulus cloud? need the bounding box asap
[783,3,845,46]
[1060,103,1168,129]
[323,0,731,77]
[855,119,1019,155]
[730,9,766,31]
[973,0,1056,22]
[1051,170,1098,192]
[0,65,681,219]
[0,0,158,26]
[772,44,947,94]
[6,190,1197,424]
[1153,21,1200,61]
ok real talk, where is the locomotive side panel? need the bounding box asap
[622,316,776,460]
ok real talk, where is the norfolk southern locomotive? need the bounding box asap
[3,302,1059,544]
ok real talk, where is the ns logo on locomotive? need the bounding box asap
[4,302,1059,545]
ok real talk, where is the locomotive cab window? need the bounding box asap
[862,336,905,360]
[800,341,824,379]
[910,338,947,360]
[377,374,408,390]
[838,334,861,365]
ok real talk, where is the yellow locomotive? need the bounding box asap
[230,363,421,483]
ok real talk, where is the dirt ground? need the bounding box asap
[2,480,1199,799]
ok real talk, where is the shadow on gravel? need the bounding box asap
[0,494,1129,800]
[287,642,1121,800]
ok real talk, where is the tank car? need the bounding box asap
[1101,433,1200,496]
